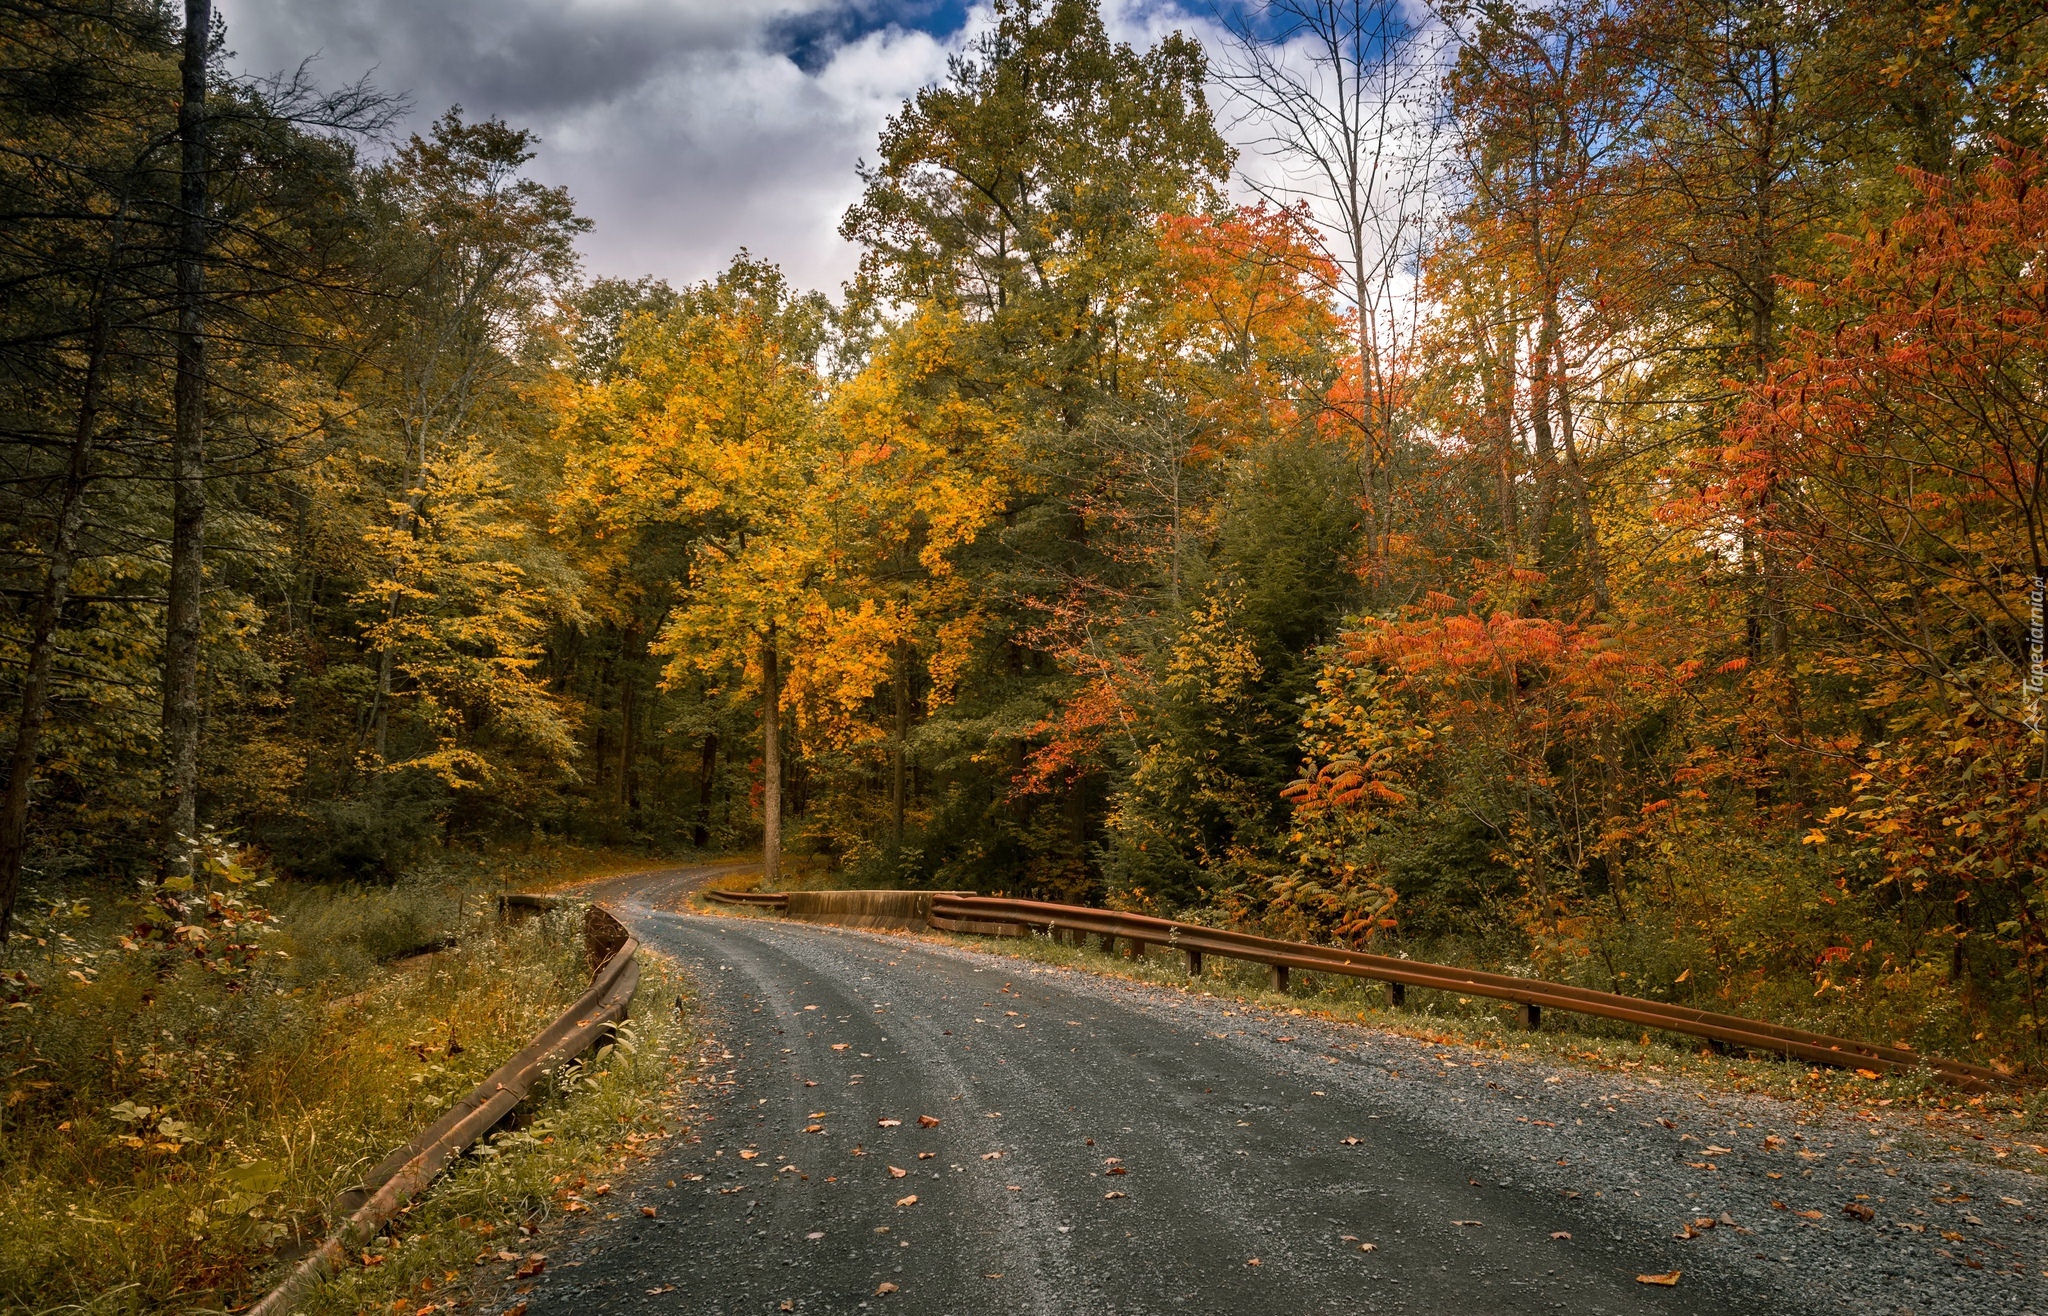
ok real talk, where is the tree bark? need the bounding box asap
[1526,292,1560,570]
[0,233,127,941]
[1551,334,1610,611]
[160,0,210,880]
[616,660,637,814]
[761,628,781,884]
[693,731,718,848]
[891,640,910,848]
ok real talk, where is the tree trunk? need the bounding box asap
[0,249,126,942]
[761,628,781,884]
[617,661,637,813]
[1526,298,1559,570]
[891,640,910,848]
[1551,336,1610,611]
[159,0,210,880]
[693,731,718,848]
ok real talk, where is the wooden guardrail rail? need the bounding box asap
[702,889,789,910]
[248,902,639,1316]
[923,894,2011,1091]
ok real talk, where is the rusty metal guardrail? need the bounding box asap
[248,903,640,1316]
[918,894,2009,1090]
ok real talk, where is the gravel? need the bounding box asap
[497,874,2045,1315]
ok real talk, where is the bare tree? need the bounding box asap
[1218,0,1449,567]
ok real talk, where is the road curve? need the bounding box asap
[506,867,2042,1316]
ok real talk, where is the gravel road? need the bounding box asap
[506,868,2046,1315]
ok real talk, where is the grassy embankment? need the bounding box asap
[0,844,698,1315]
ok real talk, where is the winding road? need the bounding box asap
[504,866,2044,1315]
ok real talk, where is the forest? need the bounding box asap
[3,0,2045,1083]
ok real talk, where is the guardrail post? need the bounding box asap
[1517,1002,1541,1031]
[1099,933,1117,955]
[1389,982,1406,1009]
[1269,964,1289,993]
[1125,939,1144,962]
[1185,948,1202,976]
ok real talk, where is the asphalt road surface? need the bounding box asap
[508,867,2045,1315]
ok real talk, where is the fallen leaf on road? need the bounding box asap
[646,1285,674,1295]
[806,1231,825,1240]
[1703,1146,1732,1155]
[831,1044,850,1051]
[888,1166,908,1178]
[1104,1191,1127,1199]
[1245,1257,1262,1266]
[983,1272,1003,1278]
[592,1183,611,1196]
[917,1115,940,1127]
[1797,1210,1824,1220]
[1452,1220,1482,1227]
[981,1151,1002,1160]
[1842,1203,1874,1222]
[1105,1166,1127,1176]
[878,1118,901,1127]
[896,1194,918,1207]
[513,1258,546,1279]
[495,1250,520,1262]
[641,1206,657,1218]
[876,1281,898,1294]
[1339,1137,1362,1146]
[781,1303,795,1312]
[804,1124,825,1134]
[917,1152,935,1160]
[1550,1232,1571,1240]
[503,1306,527,1316]
[1635,1271,1680,1286]
[1764,1135,1785,1150]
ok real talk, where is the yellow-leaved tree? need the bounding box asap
[560,256,912,879]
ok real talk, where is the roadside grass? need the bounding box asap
[295,953,695,1316]
[685,893,2048,1156]
[0,849,690,1315]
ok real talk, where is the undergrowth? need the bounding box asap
[0,845,687,1315]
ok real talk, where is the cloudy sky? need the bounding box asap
[215,0,1243,297]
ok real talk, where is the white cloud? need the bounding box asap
[214,0,1328,295]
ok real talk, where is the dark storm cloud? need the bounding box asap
[222,0,746,115]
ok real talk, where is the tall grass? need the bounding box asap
[0,860,654,1315]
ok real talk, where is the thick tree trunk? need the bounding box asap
[159,0,210,880]
[761,629,781,884]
